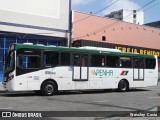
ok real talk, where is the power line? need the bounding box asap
[74,0,157,40]
[144,0,160,12]
[74,0,119,24]
[137,0,156,11]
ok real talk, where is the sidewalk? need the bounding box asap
[0,82,4,91]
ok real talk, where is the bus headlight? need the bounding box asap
[9,75,14,81]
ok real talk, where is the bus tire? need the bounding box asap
[118,80,129,92]
[41,81,57,96]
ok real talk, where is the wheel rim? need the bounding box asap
[45,84,54,95]
[121,82,126,91]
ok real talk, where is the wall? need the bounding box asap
[136,11,144,25]
[123,10,144,25]
[158,60,160,82]
[0,0,71,38]
[123,10,134,23]
[73,11,160,50]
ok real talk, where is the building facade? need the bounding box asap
[72,11,160,79]
[0,0,71,81]
[105,9,144,25]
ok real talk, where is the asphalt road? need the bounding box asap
[0,83,160,120]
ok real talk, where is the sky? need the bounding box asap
[71,0,160,24]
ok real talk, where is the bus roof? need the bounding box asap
[13,43,155,58]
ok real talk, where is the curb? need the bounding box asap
[0,82,4,91]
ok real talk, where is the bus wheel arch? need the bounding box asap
[118,79,129,92]
[40,79,58,96]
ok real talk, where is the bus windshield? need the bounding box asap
[5,51,15,74]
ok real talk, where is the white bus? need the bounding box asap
[3,43,158,96]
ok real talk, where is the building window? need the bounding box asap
[133,10,136,13]
[102,36,106,41]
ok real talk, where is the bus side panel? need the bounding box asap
[89,67,116,89]
[5,80,14,91]
[16,68,55,91]
[16,71,41,91]
[115,68,135,88]
[144,57,158,87]
[15,67,74,91]
[144,69,158,87]
[115,68,144,88]
[52,67,74,90]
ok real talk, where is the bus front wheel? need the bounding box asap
[118,80,129,92]
[41,81,57,96]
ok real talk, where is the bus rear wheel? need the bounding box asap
[118,80,129,92]
[41,81,57,96]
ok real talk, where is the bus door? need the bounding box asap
[133,58,144,80]
[73,54,88,81]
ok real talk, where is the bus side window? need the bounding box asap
[91,55,105,67]
[133,58,139,68]
[61,52,70,66]
[106,55,119,67]
[28,56,40,68]
[44,51,59,67]
[146,58,156,69]
[74,54,80,66]
[17,55,40,69]
[139,58,144,68]
[81,55,88,67]
[119,57,131,68]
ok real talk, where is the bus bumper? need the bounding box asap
[2,81,15,91]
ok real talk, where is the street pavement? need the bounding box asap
[0,82,160,120]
